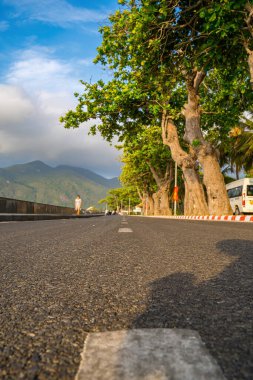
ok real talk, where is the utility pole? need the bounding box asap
[128,197,131,215]
[174,162,177,216]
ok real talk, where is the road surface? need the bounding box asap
[0,216,252,379]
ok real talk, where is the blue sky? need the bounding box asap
[0,0,122,177]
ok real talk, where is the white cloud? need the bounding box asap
[0,47,120,178]
[0,21,9,31]
[7,47,75,92]
[0,85,34,129]
[4,0,108,27]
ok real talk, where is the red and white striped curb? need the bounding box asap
[169,215,253,222]
[136,215,253,222]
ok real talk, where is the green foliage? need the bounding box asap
[192,139,201,148]
[100,187,139,210]
[120,146,157,196]
[61,0,251,140]
[119,124,174,196]
[211,116,253,178]
[60,0,252,191]
[230,122,253,175]
[201,67,253,133]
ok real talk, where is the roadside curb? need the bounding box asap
[0,213,104,222]
[145,215,253,223]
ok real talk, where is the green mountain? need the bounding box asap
[0,161,120,209]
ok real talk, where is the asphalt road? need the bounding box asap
[0,216,252,380]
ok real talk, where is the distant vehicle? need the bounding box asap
[133,206,142,215]
[226,178,253,214]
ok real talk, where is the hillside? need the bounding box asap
[0,161,120,208]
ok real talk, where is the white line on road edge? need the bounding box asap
[75,329,226,380]
[118,228,133,233]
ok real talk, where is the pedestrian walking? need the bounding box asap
[75,195,82,215]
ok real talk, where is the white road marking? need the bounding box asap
[118,228,133,233]
[75,329,226,380]
[0,221,17,224]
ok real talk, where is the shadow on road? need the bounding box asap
[131,239,253,380]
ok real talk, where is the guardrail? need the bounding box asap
[0,197,74,215]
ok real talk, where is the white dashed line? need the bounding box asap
[75,329,225,380]
[118,228,133,233]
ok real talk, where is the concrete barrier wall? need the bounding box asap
[0,197,74,215]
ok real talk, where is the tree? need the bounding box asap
[61,0,252,215]
[96,1,211,215]
[121,125,174,215]
[120,151,157,215]
[227,117,253,177]
[61,38,209,215]
[99,187,140,212]
[208,113,253,179]
[195,1,253,85]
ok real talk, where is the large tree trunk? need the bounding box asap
[198,145,232,215]
[152,192,160,215]
[162,114,209,215]
[182,166,210,216]
[147,194,154,216]
[148,162,173,216]
[143,195,148,216]
[182,70,232,215]
[159,185,172,216]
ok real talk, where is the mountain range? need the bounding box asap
[0,161,120,208]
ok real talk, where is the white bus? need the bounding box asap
[226,178,253,214]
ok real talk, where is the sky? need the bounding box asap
[0,0,122,178]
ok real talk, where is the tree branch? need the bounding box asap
[146,160,162,187]
[193,70,206,93]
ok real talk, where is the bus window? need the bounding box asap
[235,186,243,196]
[247,185,253,196]
[227,188,234,198]
[227,186,242,198]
